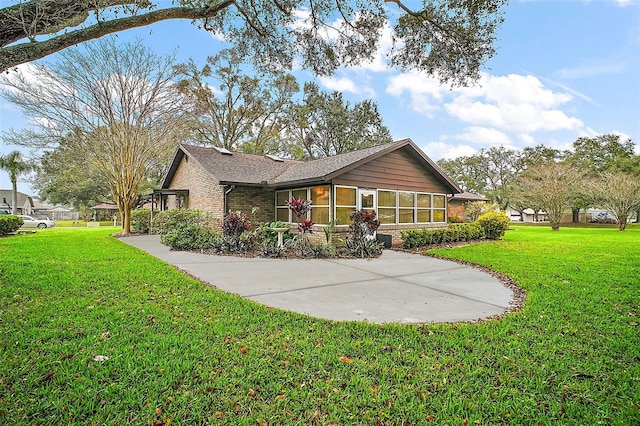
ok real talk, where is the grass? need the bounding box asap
[52,220,116,227]
[1,226,638,425]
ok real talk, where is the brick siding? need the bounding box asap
[227,187,276,224]
[168,156,225,221]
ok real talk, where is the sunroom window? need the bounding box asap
[335,186,356,225]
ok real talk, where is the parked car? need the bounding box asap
[18,215,55,229]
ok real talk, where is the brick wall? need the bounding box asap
[227,187,276,224]
[168,156,225,221]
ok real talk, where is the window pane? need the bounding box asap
[276,191,289,206]
[433,195,445,208]
[361,193,374,209]
[311,207,329,224]
[378,190,396,207]
[336,187,356,206]
[433,209,446,222]
[311,186,330,205]
[292,189,307,201]
[399,192,415,208]
[378,208,396,224]
[417,209,431,223]
[336,207,356,224]
[417,193,431,208]
[399,209,414,223]
[276,208,289,222]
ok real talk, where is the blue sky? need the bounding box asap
[1,0,639,196]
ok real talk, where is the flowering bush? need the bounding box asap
[223,211,251,237]
[298,219,314,234]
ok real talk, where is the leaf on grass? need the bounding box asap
[240,347,247,355]
[628,321,638,327]
[93,355,109,362]
[100,331,110,339]
[61,354,75,361]
[338,356,353,364]
[572,373,595,379]
[425,415,436,422]
[40,371,55,382]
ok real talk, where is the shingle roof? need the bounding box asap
[162,139,461,193]
[179,144,301,185]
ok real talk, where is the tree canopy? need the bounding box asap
[1,0,507,86]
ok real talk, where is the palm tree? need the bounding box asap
[0,150,35,214]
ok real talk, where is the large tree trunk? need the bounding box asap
[572,208,580,223]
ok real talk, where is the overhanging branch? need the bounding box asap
[0,2,235,72]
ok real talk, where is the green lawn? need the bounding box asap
[1,226,638,425]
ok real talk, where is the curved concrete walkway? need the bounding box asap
[120,235,515,324]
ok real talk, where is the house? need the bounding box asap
[507,207,548,222]
[156,139,462,244]
[32,199,79,220]
[0,189,33,214]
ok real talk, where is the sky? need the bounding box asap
[1,0,639,196]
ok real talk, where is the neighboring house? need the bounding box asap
[0,189,33,215]
[90,203,119,221]
[448,191,488,210]
[32,199,79,220]
[507,207,548,222]
[157,139,462,244]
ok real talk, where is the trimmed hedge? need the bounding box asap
[400,222,485,249]
[0,215,24,236]
[154,209,215,235]
[161,223,221,251]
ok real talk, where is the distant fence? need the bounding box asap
[35,211,80,221]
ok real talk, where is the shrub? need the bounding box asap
[222,211,251,237]
[131,209,152,234]
[400,222,485,249]
[0,215,23,236]
[477,211,511,240]
[343,210,383,258]
[161,224,220,251]
[154,209,213,235]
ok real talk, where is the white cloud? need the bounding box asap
[420,141,477,161]
[318,76,375,97]
[386,72,447,117]
[446,126,512,146]
[387,72,585,134]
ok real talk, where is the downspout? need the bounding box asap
[223,185,235,215]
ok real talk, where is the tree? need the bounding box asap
[564,134,639,222]
[177,49,299,154]
[589,172,640,231]
[565,134,637,174]
[30,135,112,208]
[515,162,585,231]
[438,146,524,211]
[0,38,188,234]
[1,0,507,86]
[284,82,393,160]
[0,150,36,214]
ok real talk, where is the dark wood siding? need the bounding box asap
[332,147,450,193]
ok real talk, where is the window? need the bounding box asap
[275,186,331,224]
[416,193,431,223]
[310,186,330,224]
[433,194,446,222]
[276,190,290,222]
[377,190,396,224]
[335,186,356,225]
[398,191,415,224]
